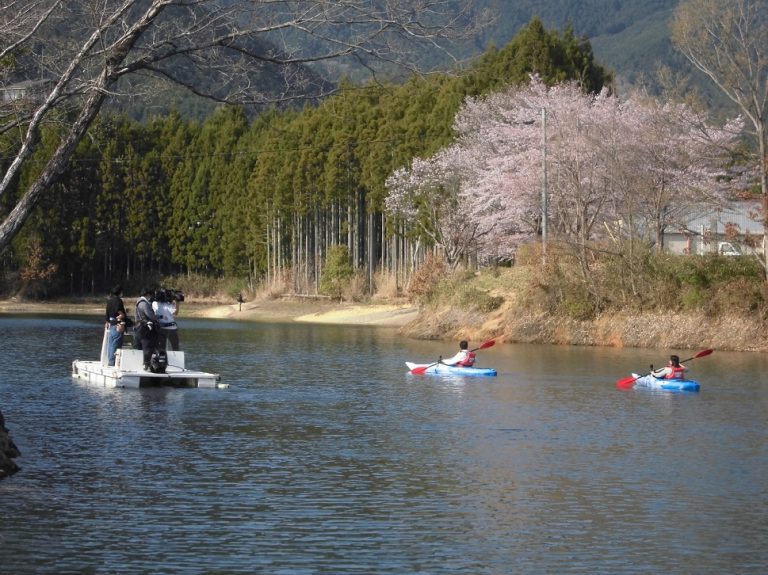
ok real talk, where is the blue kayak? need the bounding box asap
[406,361,497,376]
[632,373,700,392]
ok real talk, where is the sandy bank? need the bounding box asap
[191,298,419,326]
[0,297,419,327]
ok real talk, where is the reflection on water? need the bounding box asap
[1,314,767,574]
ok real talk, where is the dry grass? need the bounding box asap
[398,252,768,352]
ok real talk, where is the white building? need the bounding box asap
[664,201,764,256]
[0,79,53,103]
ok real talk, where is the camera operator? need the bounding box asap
[152,288,183,351]
[134,286,160,371]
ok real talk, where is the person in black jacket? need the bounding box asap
[134,286,159,371]
[105,284,127,366]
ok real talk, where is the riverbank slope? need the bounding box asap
[1,292,765,352]
[400,303,768,352]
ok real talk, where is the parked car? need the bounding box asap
[718,241,741,256]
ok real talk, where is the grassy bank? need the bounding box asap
[3,244,767,352]
[399,245,768,352]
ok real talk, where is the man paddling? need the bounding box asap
[616,349,712,390]
[441,340,476,367]
[650,355,688,380]
[410,339,495,375]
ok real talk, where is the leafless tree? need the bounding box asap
[672,0,768,272]
[0,0,484,250]
[0,1,61,61]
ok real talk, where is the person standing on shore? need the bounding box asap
[105,285,127,366]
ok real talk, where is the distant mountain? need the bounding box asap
[470,0,680,88]
[97,0,732,120]
[466,0,730,111]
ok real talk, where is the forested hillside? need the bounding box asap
[2,4,761,313]
[1,20,611,298]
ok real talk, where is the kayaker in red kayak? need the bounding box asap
[650,355,688,380]
[441,340,476,367]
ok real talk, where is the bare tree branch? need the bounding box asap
[0,1,62,61]
[672,0,768,275]
[0,0,482,251]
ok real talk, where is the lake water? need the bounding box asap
[1,314,767,574]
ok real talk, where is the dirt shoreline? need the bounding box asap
[407,304,768,353]
[0,297,420,327]
[3,297,766,352]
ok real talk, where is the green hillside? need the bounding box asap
[471,0,731,110]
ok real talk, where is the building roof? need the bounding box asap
[1,79,54,102]
[679,201,764,235]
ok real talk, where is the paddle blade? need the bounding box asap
[411,366,428,375]
[616,376,638,390]
[470,339,496,352]
[693,348,713,359]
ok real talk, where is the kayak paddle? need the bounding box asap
[616,348,713,389]
[411,339,496,375]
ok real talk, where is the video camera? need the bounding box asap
[154,287,185,303]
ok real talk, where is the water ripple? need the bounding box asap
[0,319,766,574]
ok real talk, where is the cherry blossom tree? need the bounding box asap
[386,75,743,268]
[611,94,744,250]
[385,151,496,269]
[385,107,541,268]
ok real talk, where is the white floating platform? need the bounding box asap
[72,329,226,389]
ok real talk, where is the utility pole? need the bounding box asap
[541,107,548,261]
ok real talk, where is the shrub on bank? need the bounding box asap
[417,243,767,322]
[421,268,504,314]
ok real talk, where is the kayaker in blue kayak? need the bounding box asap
[650,355,688,379]
[441,340,476,367]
